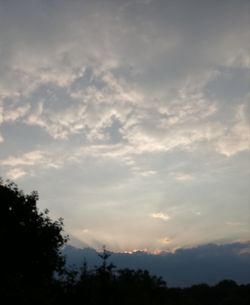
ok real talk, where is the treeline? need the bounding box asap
[53,253,250,305]
[4,257,250,305]
[1,179,249,305]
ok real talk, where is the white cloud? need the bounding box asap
[226,221,246,227]
[215,103,250,157]
[0,149,65,176]
[6,168,26,180]
[1,150,46,167]
[138,170,157,177]
[194,211,202,216]
[174,173,194,181]
[3,104,30,123]
[151,212,170,221]
[82,229,90,234]
[226,49,250,68]
[159,237,172,245]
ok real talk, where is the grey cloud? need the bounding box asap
[0,0,248,142]
[63,242,250,287]
[0,0,248,96]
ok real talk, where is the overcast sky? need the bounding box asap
[0,0,249,252]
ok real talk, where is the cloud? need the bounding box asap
[0,0,248,162]
[0,149,64,178]
[226,222,247,227]
[194,211,201,216]
[6,168,26,180]
[63,242,250,287]
[1,150,46,167]
[138,170,157,177]
[3,104,30,123]
[151,212,170,221]
[0,0,249,254]
[173,172,194,181]
[82,229,89,233]
[159,237,172,244]
[215,103,250,157]
[226,49,250,69]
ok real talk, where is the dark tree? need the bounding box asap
[97,245,116,276]
[0,178,68,301]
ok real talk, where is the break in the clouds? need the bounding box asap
[0,0,249,251]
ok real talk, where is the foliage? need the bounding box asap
[0,178,68,303]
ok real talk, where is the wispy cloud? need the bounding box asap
[173,173,194,181]
[6,168,27,180]
[151,212,170,221]
[3,104,30,123]
[159,237,172,244]
[194,211,202,216]
[0,150,63,177]
[1,150,46,167]
[0,0,248,157]
[226,221,247,227]
[215,103,250,157]
[138,170,157,177]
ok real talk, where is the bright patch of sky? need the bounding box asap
[0,0,249,252]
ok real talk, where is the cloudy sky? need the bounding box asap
[0,0,249,252]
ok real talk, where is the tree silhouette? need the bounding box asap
[0,178,68,301]
[97,245,116,276]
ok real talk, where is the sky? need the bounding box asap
[0,0,249,252]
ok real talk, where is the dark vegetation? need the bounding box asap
[1,178,249,305]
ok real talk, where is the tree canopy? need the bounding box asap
[0,179,67,291]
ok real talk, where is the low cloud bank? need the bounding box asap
[63,241,250,287]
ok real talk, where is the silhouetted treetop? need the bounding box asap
[0,178,68,287]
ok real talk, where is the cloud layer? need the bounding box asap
[64,242,250,287]
[0,0,249,251]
